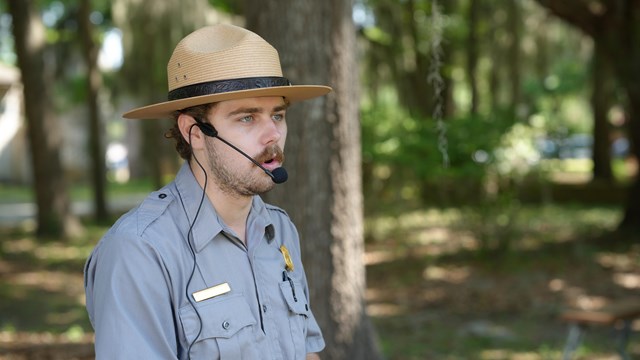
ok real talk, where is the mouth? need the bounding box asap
[256,146,285,171]
[261,157,281,171]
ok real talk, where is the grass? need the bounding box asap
[0,225,102,359]
[0,226,103,333]
[0,203,638,359]
[540,158,635,184]
[0,179,156,204]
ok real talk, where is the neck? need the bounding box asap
[189,161,252,243]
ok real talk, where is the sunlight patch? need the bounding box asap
[612,272,640,289]
[34,244,88,262]
[364,250,396,265]
[597,252,637,272]
[548,278,565,292]
[2,237,37,253]
[366,303,403,317]
[423,265,470,284]
[574,295,608,310]
[10,271,84,298]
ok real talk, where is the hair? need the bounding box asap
[165,103,217,160]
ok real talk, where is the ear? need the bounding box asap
[177,114,206,150]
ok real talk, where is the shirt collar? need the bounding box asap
[248,196,276,244]
[173,162,275,252]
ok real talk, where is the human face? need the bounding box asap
[203,96,288,196]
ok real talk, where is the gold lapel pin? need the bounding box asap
[280,245,294,272]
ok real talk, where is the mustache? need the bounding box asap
[254,145,285,164]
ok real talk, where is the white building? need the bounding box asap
[0,63,29,183]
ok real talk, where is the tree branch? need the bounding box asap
[533,0,601,36]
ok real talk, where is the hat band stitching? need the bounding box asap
[168,76,292,101]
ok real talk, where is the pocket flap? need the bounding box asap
[279,280,310,316]
[179,293,257,342]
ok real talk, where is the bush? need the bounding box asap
[362,100,519,211]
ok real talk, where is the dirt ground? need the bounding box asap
[0,219,638,359]
[365,228,640,359]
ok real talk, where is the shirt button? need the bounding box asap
[222,321,230,330]
[158,193,167,199]
[262,305,268,313]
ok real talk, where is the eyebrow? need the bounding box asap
[225,103,289,118]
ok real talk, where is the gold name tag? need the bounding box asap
[192,282,231,302]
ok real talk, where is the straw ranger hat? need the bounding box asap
[123,24,332,119]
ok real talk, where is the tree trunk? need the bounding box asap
[533,0,640,231]
[534,14,549,80]
[112,0,210,187]
[8,0,78,238]
[610,3,640,231]
[488,9,502,111]
[617,69,640,230]
[466,0,480,115]
[245,0,383,358]
[591,37,613,182]
[507,0,522,121]
[78,0,109,221]
[142,120,164,190]
[406,0,432,118]
[441,0,456,119]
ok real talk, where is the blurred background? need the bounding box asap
[0,0,639,359]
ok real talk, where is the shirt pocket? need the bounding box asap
[279,279,310,358]
[179,293,260,360]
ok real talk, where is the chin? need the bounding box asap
[244,177,276,196]
[256,182,276,195]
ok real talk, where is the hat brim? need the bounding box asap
[123,85,332,119]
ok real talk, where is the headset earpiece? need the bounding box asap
[196,121,217,137]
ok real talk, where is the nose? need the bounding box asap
[262,118,284,145]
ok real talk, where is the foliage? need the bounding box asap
[207,0,242,14]
[362,90,518,211]
[4,0,619,207]
[522,56,592,137]
[0,1,116,108]
[492,122,542,179]
[357,0,619,218]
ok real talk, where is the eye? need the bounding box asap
[239,115,253,123]
[272,113,285,121]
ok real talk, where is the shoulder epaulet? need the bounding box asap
[136,190,174,235]
[265,203,290,218]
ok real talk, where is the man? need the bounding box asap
[84,24,331,359]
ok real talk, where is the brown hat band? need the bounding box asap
[168,76,292,101]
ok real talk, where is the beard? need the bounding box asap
[204,139,284,197]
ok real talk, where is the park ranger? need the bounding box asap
[84,24,331,359]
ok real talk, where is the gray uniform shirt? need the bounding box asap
[84,163,324,359]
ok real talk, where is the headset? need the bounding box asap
[194,120,288,184]
[180,117,288,359]
[179,123,208,360]
[178,117,289,359]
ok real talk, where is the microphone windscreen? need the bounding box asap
[271,167,288,184]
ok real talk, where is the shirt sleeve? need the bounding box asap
[84,228,178,359]
[288,227,326,354]
[304,288,326,353]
